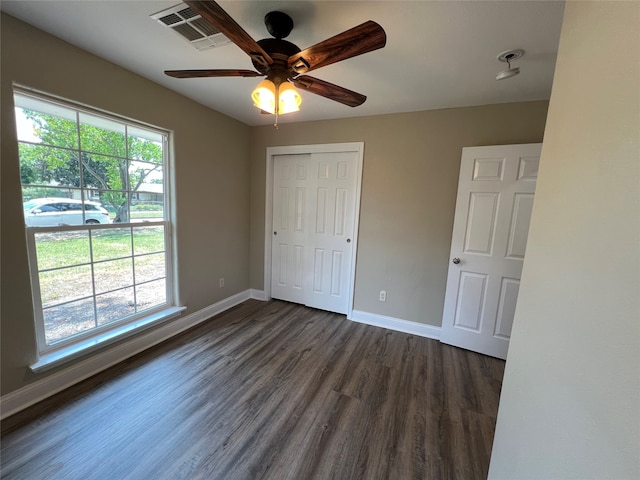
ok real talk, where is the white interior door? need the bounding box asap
[440,143,541,359]
[305,152,357,312]
[271,154,310,306]
[271,150,359,315]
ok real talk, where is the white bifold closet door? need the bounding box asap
[271,151,358,314]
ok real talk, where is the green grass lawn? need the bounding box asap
[130,211,163,219]
[36,227,168,344]
[35,227,164,270]
[35,227,166,307]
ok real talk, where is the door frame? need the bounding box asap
[264,142,364,318]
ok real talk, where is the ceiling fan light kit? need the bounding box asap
[251,79,301,115]
[165,1,387,127]
[496,48,524,80]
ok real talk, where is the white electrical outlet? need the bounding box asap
[379,290,386,302]
[219,278,225,288]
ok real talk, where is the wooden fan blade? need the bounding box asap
[165,69,262,78]
[288,20,386,74]
[292,76,366,107]
[185,1,273,68]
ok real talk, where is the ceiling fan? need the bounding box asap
[164,1,387,121]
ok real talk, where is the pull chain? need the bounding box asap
[273,82,280,129]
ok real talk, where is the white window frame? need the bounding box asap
[14,87,181,366]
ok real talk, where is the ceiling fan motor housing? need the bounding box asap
[253,38,301,78]
[253,11,300,78]
[264,11,294,39]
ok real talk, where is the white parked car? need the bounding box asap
[23,198,110,227]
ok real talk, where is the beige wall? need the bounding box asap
[250,103,548,326]
[489,1,640,478]
[1,12,550,401]
[1,14,251,395]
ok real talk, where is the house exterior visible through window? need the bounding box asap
[14,89,177,356]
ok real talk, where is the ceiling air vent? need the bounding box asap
[151,4,230,51]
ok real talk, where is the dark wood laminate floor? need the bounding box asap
[1,300,505,480]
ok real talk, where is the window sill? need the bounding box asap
[29,306,186,373]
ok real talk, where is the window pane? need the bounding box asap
[22,186,82,204]
[19,144,80,188]
[14,101,79,149]
[133,226,165,255]
[91,228,132,262]
[44,298,96,345]
[82,154,127,191]
[134,253,165,284]
[128,129,163,164]
[131,197,164,222]
[93,258,134,294]
[136,279,166,313]
[15,108,43,144]
[95,190,129,224]
[129,161,164,194]
[79,113,126,157]
[96,287,135,326]
[24,198,60,227]
[35,231,90,270]
[39,265,93,308]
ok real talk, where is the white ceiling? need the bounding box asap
[1,1,565,127]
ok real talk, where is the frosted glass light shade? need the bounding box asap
[251,79,276,114]
[278,82,302,114]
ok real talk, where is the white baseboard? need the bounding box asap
[349,310,441,340]
[250,289,268,301]
[0,290,252,420]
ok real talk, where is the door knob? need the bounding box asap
[274,231,277,235]
[346,238,351,243]
[452,257,461,264]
